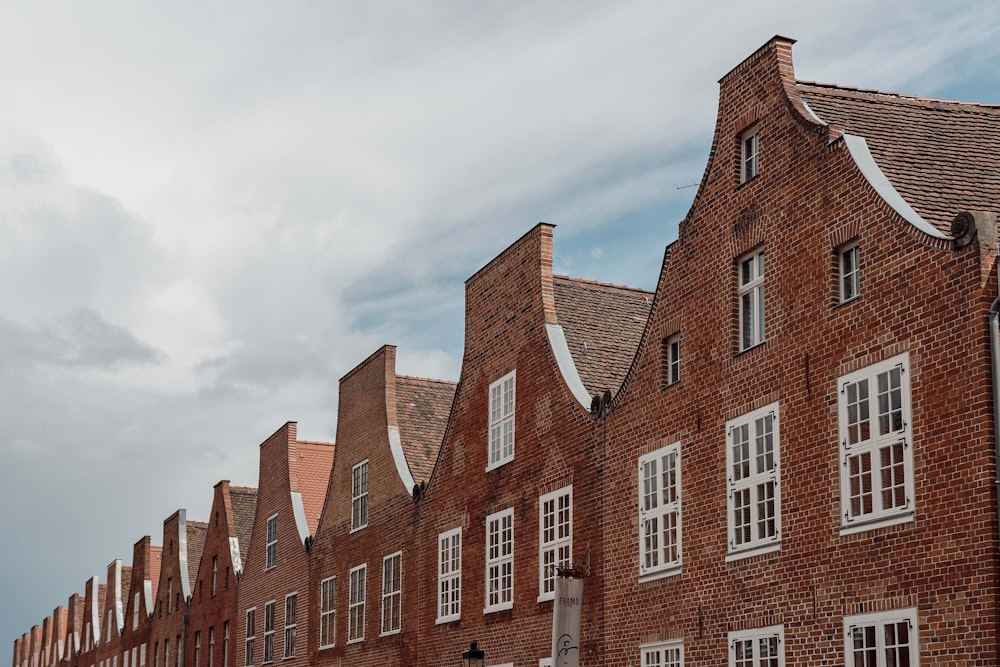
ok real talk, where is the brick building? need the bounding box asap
[11,35,1000,667]
[309,344,455,667]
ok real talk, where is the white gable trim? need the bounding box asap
[546,324,591,409]
[290,492,310,543]
[388,426,416,493]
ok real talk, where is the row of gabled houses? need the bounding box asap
[11,36,1000,666]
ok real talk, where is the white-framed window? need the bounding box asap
[348,564,366,644]
[664,335,681,387]
[133,592,140,630]
[208,628,214,667]
[839,242,860,303]
[741,126,759,183]
[844,608,918,667]
[163,639,169,667]
[262,601,275,664]
[125,653,129,667]
[380,553,402,636]
[140,644,146,667]
[538,486,572,600]
[265,515,278,570]
[738,249,765,351]
[211,556,218,596]
[107,610,113,641]
[839,352,914,534]
[194,632,201,667]
[351,461,369,532]
[222,623,229,667]
[641,640,683,667]
[244,609,255,667]
[166,579,172,614]
[485,508,514,613]
[487,371,516,470]
[639,442,681,578]
[282,593,296,659]
[726,402,781,560]
[729,625,783,667]
[436,528,462,623]
[319,577,336,649]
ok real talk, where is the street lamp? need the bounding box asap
[461,641,484,667]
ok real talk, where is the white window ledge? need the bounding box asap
[725,541,781,563]
[638,564,682,584]
[839,511,914,537]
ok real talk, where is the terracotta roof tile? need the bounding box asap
[185,522,208,588]
[120,566,132,607]
[149,546,162,599]
[797,81,1000,234]
[294,441,334,534]
[228,487,258,563]
[553,275,652,396]
[395,376,456,484]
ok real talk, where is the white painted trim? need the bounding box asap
[289,493,310,544]
[88,577,101,646]
[112,560,124,634]
[545,324,590,409]
[229,537,243,576]
[387,426,416,493]
[843,134,949,240]
[175,509,192,600]
[143,581,153,618]
[801,99,827,125]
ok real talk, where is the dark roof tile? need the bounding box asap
[229,487,258,563]
[395,376,456,484]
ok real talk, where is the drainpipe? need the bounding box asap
[989,297,1000,552]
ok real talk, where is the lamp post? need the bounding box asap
[461,641,484,667]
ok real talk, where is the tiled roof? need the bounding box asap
[797,82,1000,234]
[185,522,208,588]
[120,566,132,608]
[395,375,456,485]
[149,547,162,599]
[295,440,335,534]
[229,486,258,563]
[553,275,653,397]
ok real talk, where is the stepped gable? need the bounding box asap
[797,81,1000,233]
[294,440,334,533]
[185,521,208,586]
[394,375,456,484]
[553,274,652,396]
[228,486,258,563]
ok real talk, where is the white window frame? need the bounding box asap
[133,593,140,630]
[484,508,514,613]
[319,577,336,649]
[348,564,366,644]
[729,625,783,667]
[282,593,296,659]
[741,126,759,183]
[725,402,781,560]
[838,352,914,534]
[222,623,229,667]
[244,608,255,667]
[665,335,681,386]
[193,632,200,667]
[638,442,682,580]
[207,628,214,667]
[436,528,462,624]
[211,556,218,596]
[380,552,402,636]
[738,249,765,351]
[351,461,369,532]
[839,242,860,303]
[262,601,275,664]
[140,645,146,667]
[265,515,278,570]
[487,371,516,470]
[641,640,684,667]
[538,485,572,601]
[844,608,918,667]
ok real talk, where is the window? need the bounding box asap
[738,249,765,351]
[487,371,516,470]
[380,553,402,636]
[639,442,681,578]
[663,335,681,387]
[351,461,369,531]
[319,577,336,648]
[163,640,169,667]
[133,593,140,629]
[348,565,366,643]
[641,640,683,666]
[222,623,229,667]
[839,352,914,533]
[485,508,514,612]
[262,601,275,664]
[839,243,860,303]
[538,486,572,600]
[741,127,759,183]
[844,608,917,667]
[194,633,201,667]
[729,626,783,667]
[726,403,781,559]
[140,645,146,667]
[107,610,113,641]
[211,557,218,596]
[166,579,172,614]
[244,609,255,667]
[265,515,278,569]
[208,628,214,667]
[283,594,296,659]
[124,653,129,667]
[436,528,462,623]
[175,636,181,667]
[154,643,158,667]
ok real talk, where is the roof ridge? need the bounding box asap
[797,79,1000,110]
[229,486,257,493]
[396,374,458,386]
[554,274,653,295]
[297,439,334,447]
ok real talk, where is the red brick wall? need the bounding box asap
[120,539,154,667]
[150,513,196,667]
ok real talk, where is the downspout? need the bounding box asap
[989,296,1000,552]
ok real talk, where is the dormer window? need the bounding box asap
[741,127,759,183]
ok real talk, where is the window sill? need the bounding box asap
[839,510,914,536]
[484,602,513,615]
[435,615,461,625]
[834,294,860,309]
[736,340,766,357]
[349,524,368,534]
[346,638,364,646]
[638,564,682,583]
[485,459,513,473]
[317,645,335,652]
[379,629,400,638]
[281,656,294,661]
[536,593,554,604]
[725,541,780,563]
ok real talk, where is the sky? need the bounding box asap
[2,0,999,649]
